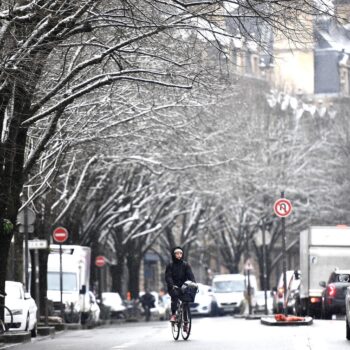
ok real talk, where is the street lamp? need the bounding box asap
[254,225,272,314]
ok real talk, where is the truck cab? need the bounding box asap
[47,245,91,324]
[299,226,350,318]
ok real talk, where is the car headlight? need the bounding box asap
[10,309,23,316]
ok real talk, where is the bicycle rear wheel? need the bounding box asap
[0,305,12,333]
[181,303,191,340]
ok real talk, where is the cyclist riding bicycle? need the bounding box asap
[165,246,196,326]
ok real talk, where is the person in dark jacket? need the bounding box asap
[165,246,196,322]
[140,289,155,321]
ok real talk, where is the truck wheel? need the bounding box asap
[321,306,332,320]
[81,312,90,325]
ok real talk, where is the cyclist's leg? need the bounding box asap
[169,289,179,321]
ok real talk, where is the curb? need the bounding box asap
[245,315,263,320]
[65,323,81,331]
[47,323,66,332]
[0,331,31,344]
[37,326,55,337]
[232,314,246,319]
[261,316,313,326]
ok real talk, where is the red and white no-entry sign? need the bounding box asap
[95,255,106,267]
[274,198,293,218]
[52,226,69,243]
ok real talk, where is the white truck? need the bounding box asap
[299,226,350,317]
[47,245,92,324]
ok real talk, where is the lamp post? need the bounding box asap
[254,224,271,314]
[17,208,36,291]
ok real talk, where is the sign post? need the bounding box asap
[95,256,106,302]
[254,227,272,315]
[17,207,36,292]
[244,260,253,315]
[29,239,48,321]
[52,227,68,320]
[274,193,293,315]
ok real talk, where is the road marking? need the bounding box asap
[112,342,135,349]
[0,344,21,350]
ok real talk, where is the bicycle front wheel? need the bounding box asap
[181,303,191,340]
[171,318,180,340]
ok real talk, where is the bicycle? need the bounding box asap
[0,291,13,334]
[171,282,197,341]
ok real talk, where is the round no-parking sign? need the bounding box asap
[95,255,106,267]
[274,198,293,218]
[52,226,69,243]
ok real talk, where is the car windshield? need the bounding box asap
[213,280,245,293]
[337,274,350,282]
[5,283,22,300]
[47,272,78,291]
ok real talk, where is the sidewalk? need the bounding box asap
[0,325,58,349]
[0,319,119,349]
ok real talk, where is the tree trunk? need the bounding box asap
[111,263,124,296]
[126,255,141,299]
[14,230,24,284]
[38,249,49,317]
[0,234,11,321]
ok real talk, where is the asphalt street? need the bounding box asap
[2,316,349,350]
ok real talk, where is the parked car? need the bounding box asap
[254,290,273,314]
[285,270,301,314]
[190,283,218,317]
[159,291,171,320]
[139,291,171,321]
[102,292,126,319]
[345,286,350,340]
[272,270,294,313]
[157,291,171,321]
[320,269,350,319]
[4,281,37,337]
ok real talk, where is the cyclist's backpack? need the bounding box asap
[180,281,198,302]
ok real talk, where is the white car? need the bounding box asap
[212,274,254,315]
[5,281,37,337]
[102,292,126,319]
[254,290,274,314]
[190,283,218,317]
[159,293,171,320]
[152,292,171,321]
